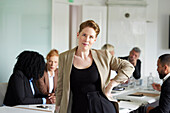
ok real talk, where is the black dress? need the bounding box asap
[70,61,116,113]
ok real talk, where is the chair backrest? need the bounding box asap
[0,83,8,106]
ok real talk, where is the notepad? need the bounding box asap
[118,101,140,110]
[128,92,159,97]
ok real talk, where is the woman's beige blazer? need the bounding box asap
[56,47,134,113]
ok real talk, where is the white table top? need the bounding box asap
[111,87,160,113]
[0,106,53,113]
[14,104,55,113]
[0,88,159,113]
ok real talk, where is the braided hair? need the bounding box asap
[14,51,45,80]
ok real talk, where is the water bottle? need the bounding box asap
[128,77,135,88]
[147,73,154,89]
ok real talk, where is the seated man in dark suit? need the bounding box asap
[148,54,170,113]
[119,47,141,79]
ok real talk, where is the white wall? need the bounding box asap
[52,1,69,53]
[67,0,170,85]
[0,0,51,82]
[108,5,146,82]
[154,0,170,83]
[144,0,158,83]
[69,5,82,49]
[82,5,107,49]
[107,0,170,84]
[157,0,170,55]
[52,0,108,50]
[144,0,170,84]
[53,0,106,5]
[1,0,170,83]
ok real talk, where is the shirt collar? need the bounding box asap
[48,71,55,78]
[29,78,33,81]
[163,73,170,82]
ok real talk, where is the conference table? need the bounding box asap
[0,87,159,113]
[111,87,160,113]
[0,104,55,113]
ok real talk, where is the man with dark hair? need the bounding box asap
[148,54,170,113]
[120,47,141,79]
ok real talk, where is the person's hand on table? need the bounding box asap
[48,93,55,96]
[46,93,56,104]
[46,97,51,104]
[152,83,161,91]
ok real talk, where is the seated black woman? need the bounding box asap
[3,51,56,106]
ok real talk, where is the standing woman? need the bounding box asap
[55,20,134,113]
[37,49,59,95]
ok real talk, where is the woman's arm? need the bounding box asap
[104,54,134,97]
[104,79,119,97]
[110,56,134,83]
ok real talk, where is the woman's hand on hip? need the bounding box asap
[104,80,119,98]
[55,106,60,113]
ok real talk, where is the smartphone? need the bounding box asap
[112,87,125,91]
[36,105,49,109]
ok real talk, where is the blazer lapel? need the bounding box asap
[64,47,76,91]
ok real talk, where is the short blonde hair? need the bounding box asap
[101,44,114,52]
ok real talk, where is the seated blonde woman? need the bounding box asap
[101,44,115,56]
[101,44,116,79]
[37,49,59,95]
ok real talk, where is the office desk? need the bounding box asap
[0,88,159,113]
[14,104,55,113]
[111,87,160,113]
